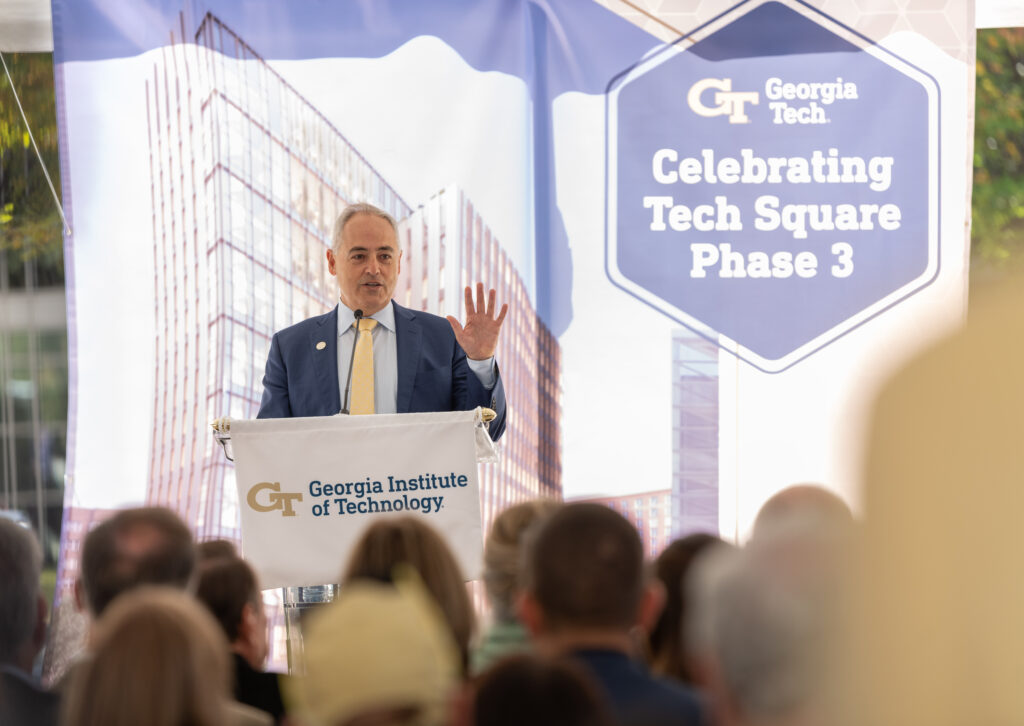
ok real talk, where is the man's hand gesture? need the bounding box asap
[447,283,508,361]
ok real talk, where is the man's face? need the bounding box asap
[327,213,401,316]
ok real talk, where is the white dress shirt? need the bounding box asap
[336,303,496,414]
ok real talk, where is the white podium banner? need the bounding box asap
[230,411,485,589]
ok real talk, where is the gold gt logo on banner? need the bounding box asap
[687,78,759,124]
[247,481,304,517]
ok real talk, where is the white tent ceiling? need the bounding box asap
[0,0,1021,53]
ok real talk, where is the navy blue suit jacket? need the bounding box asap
[571,649,705,726]
[257,301,506,440]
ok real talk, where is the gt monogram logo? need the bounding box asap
[687,78,759,124]
[247,481,303,517]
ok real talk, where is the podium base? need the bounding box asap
[282,584,338,674]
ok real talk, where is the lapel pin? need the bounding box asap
[316,341,327,350]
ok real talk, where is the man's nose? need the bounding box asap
[365,256,380,274]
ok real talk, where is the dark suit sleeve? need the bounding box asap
[451,345,506,442]
[257,333,291,418]
[483,363,506,441]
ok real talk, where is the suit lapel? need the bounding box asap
[311,306,341,415]
[393,301,421,414]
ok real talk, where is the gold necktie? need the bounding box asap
[349,318,378,415]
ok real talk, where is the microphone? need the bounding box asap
[340,309,364,415]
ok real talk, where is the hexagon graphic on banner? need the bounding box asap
[605,0,939,372]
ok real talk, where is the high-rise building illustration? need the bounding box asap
[671,332,719,536]
[144,13,562,545]
[571,332,719,554]
[145,13,411,539]
[396,186,561,537]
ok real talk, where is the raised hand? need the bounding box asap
[446,283,508,360]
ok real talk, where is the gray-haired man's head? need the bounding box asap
[0,518,45,669]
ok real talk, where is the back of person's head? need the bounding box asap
[342,516,473,672]
[195,555,262,647]
[648,533,724,684]
[196,538,239,561]
[689,521,844,726]
[523,503,645,631]
[0,518,43,668]
[63,586,231,726]
[752,484,853,541]
[290,573,459,726]
[79,507,195,618]
[826,278,1024,726]
[483,500,561,622]
[471,654,614,726]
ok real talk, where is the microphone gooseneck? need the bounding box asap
[340,309,364,414]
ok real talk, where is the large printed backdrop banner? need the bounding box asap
[50,0,972,600]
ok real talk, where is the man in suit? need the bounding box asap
[196,555,285,724]
[519,503,705,726]
[257,202,507,440]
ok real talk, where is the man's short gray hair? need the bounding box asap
[332,203,398,253]
[0,518,43,664]
[688,521,845,722]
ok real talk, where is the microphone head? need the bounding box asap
[354,309,364,319]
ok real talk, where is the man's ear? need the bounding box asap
[73,578,86,614]
[517,591,545,637]
[31,594,47,654]
[637,579,667,634]
[238,602,258,644]
[326,248,337,275]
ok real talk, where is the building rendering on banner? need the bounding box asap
[573,332,719,559]
[396,186,562,535]
[144,12,409,541]
[671,332,719,537]
[143,12,562,543]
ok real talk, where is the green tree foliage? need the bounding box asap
[0,52,63,278]
[972,29,1024,276]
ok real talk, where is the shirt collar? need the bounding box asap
[336,301,396,336]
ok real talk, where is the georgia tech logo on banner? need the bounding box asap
[246,481,304,517]
[687,78,759,124]
[687,77,862,126]
[605,0,939,372]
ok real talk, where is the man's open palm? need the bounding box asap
[447,283,508,360]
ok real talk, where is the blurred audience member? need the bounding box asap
[751,484,853,541]
[647,533,724,685]
[76,507,195,622]
[827,280,1024,726]
[70,507,269,724]
[0,518,59,726]
[472,499,560,674]
[469,653,614,726]
[197,538,240,561]
[288,572,459,726]
[341,516,474,674]
[196,555,285,724]
[62,586,267,726]
[688,515,848,726]
[520,503,703,726]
